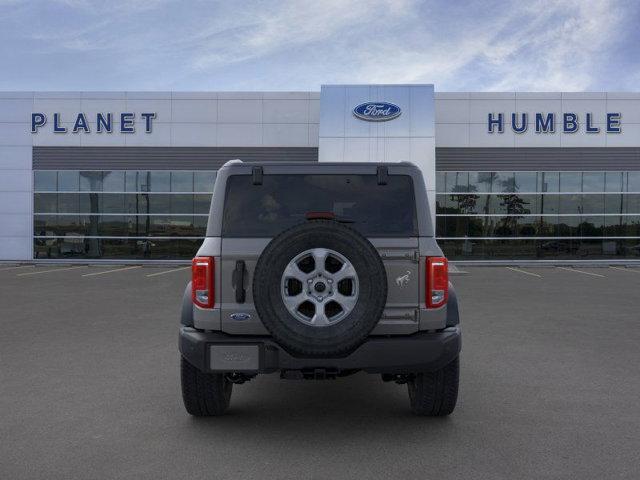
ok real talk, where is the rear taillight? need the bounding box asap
[426,256,448,308]
[192,257,214,308]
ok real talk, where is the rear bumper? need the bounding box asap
[179,326,461,375]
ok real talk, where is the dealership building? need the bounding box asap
[0,84,639,262]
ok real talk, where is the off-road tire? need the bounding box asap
[253,220,387,357]
[181,356,233,416]
[407,356,459,416]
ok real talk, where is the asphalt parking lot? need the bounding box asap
[1,264,639,479]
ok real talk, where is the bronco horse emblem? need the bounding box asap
[395,270,411,287]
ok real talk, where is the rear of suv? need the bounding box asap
[179,160,461,416]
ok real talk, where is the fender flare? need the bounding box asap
[180,281,194,327]
[446,282,460,327]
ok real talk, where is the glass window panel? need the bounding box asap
[540,194,559,214]
[477,194,494,215]
[581,172,604,192]
[57,171,79,192]
[57,193,80,213]
[467,217,484,237]
[79,172,103,192]
[124,194,142,214]
[33,238,203,260]
[493,172,515,192]
[559,194,581,214]
[77,193,100,214]
[627,172,640,192]
[34,215,57,236]
[446,172,468,193]
[101,194,125,214]
[34,171,57,191]
[34,193,57,213]
[514,172,537,192]
[34,237,60,259]
[98,215,129,237]
[515,216,539,237]
[102,171,125,192]
[435,172,445,193]
[194,216,208,236]
[575,240,604,258]
[580,216,604,236]
[604,216,624,236]
[194,194,212,214]
[492,217,517,237]
[436,216,446,236]
[446,216,468,237]
[605,194,624,214]
[617,239,640,258]
[486,195,508,215]
[581,194,604,214]
[148,171,170,192]
[558,216,581,237]
[436,194,448,214]
[605,172,623,192]
[495,194,538,214]
[626,216,640,237]
[537,240,559,258]
[469,172,493,193]
[194,171,217,193]
[538,172,559,192]
[171,172,194,192]
[170,194,194,214]
[146,194,171,214]
[560,172,582,192]
[437,239,484,260]
[539,216,558,237]
[46,215,83,236]
[459,194,483,214]
[623,194,640,215]
[126,171,147,192]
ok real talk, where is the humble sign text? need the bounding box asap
[488,112,621,134]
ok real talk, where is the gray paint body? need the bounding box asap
[192,160,451,335]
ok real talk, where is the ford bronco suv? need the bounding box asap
[179,160,461,416]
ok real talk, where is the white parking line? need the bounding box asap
[556,266,605,278]
[0,265,34,272]
[82,265,142,277]
[506,267,542,278]
[609,266,640,274]
[146,266,190,277]
[17,266,86,276]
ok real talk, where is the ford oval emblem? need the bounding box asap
[230,312,251,321]
[353,102,402,122]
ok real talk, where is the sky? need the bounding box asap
[0,0,638,92]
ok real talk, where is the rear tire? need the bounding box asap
[407,357,459,416]
[181,356,232,416]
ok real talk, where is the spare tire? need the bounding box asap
[253,220,387,357]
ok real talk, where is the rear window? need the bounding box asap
[222,174,418,237]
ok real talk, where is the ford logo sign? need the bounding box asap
[353,102,401,122]
[230,313,251,321]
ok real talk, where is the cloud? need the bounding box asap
[0,0,637,91]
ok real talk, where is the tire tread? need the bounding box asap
[181,357,232,416]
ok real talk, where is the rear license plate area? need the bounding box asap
[209,345,260,372]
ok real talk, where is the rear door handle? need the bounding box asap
[232,260,246,303]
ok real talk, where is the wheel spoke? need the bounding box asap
[310,305,331,326]
[333,263,357,282]
[334,292,358,312]
[311,248,329,274]
[282,262,307,282]
[281,291,307,311]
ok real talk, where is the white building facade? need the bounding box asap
[1,86,639,262]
